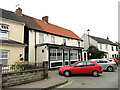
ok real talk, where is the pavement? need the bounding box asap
[7,69,68,89]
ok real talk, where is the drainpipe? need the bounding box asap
[35,31,37,65]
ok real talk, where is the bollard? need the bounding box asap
[43,61,48,79]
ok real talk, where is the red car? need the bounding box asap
[59,61,103,77]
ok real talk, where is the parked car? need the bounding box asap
[90,59,117,72]
[103,58,118,66]
[58,61,103,77]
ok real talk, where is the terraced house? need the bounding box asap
[0,8,25,66]
[82,34,118,58]
[16,8,85,69]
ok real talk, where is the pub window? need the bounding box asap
[63,38,66,45]
[39,33,44,44]
[64,50,69,60]
[111,46,114,51]
[51,36,55,44]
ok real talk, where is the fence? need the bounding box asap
[2,62,43,73]
[1,61,48,88]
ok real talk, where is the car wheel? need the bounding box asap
[107,66,113,72]
[64,71,71,77]
[92,71,99,77]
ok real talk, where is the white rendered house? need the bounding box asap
[82,34,118,58]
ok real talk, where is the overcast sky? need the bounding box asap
[0,0,119,42]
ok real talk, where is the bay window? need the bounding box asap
[50,49,63,60]
[0,23,10,39]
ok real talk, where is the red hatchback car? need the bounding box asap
[59,61,103,77]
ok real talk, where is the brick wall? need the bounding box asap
[2,69,44,88]
[2,61,48,88]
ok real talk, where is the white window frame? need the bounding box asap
[106,44,108,50]
[100,44,102,50]
[0,50,9,67]
[63,38,66,45]
[51,36,55,44]
[39,33,44,44]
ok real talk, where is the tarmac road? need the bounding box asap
[57,68,118,88]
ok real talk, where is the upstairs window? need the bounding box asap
[111,46,114,51]
[100,44,102,50]
[78,41,80,47]
[63,38,66,45]
[0,24,10,39]
[116,46,118,51]
[51,36,55,44]
[0,31,8,39]
[39,33,44,44]
[106,44,108,50]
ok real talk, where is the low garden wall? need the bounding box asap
[0,64,2,89]
[2,69,44,88]
[1,61,48,88]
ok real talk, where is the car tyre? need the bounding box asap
[107,66,113,72]
[64,71,71,77]
[92,71,99,77]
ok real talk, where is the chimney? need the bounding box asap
[42,16,48,23]
[107,36,109,40]
[15,7,22,16]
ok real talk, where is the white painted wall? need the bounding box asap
[29,30,35,62]
[81,34,97,50]
[29,31,82,62]
[37,45,48,62]
[36,32,82,47]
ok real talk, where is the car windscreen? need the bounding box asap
[70,62,78,67]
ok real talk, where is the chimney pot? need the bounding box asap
[42,16,48,23]
[15,7,22,16]
[107,36,109,40]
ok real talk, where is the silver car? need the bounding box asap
[90,59,117,72]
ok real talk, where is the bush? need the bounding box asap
[10,61,40,70]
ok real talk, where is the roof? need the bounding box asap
[0,39,25,46]
[89,35,117,46]
[0,8,23,23]
[18,14,82,40]
[18,14,43,31]
[34,18,82,40]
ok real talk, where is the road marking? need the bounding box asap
[57,81,72,88]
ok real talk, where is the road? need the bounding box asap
[57,68,118,88]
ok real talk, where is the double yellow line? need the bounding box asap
[57,81,72,88]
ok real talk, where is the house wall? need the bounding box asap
[0,19,24,43]
[37,45,48,62]
[29,31,82,62]
[29,30,35,62]
[0,45,24,64]
[36,32,81,47]
[98,43,118,58]
[81,34,97,50]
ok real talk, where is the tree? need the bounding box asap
[87,45,107,59]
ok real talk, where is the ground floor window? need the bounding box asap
[50,49,63,60]
[64,50,69,60]
[0,50,9,66]
[70,50,78,60]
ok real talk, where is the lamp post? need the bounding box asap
[87,29,90,60]
[87,29,90,47]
